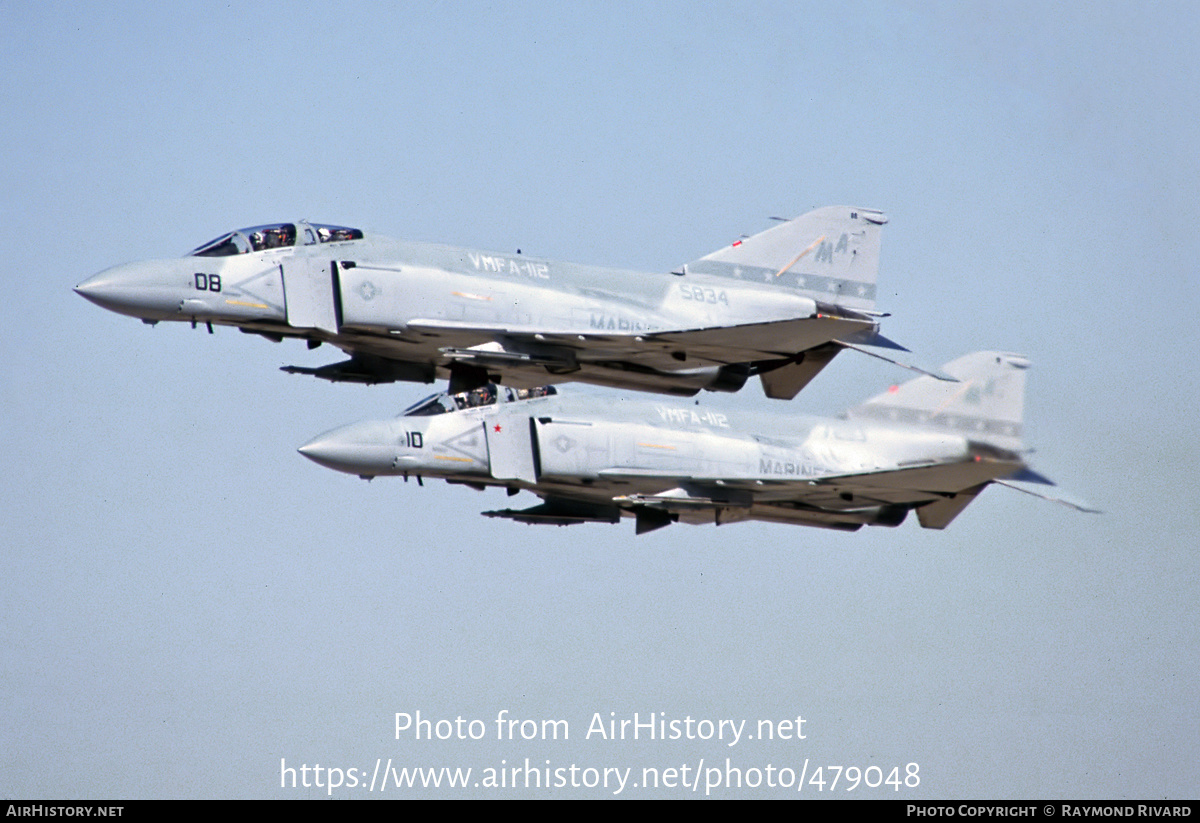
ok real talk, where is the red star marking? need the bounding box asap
[493,424,502,433]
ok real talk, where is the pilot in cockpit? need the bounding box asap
[263,224,294,248]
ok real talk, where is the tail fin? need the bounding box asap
[682,206,886,313]
[845,351,1029,452]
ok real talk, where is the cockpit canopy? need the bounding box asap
[189,222,363,257]
[402,384,557,417]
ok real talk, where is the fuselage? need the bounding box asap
[303,390,969,480]
[76,222,836,333]
[298,386,993,530]
[75,216,882,397]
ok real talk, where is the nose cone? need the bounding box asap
[74,260,192,320]
[298,421,398,476]
[73,268,131,313]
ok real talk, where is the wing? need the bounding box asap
[407,314,874,366]
[587,454,1029,532]
[399,315,941,399]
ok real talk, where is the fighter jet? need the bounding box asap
[74,207,943,399]
[297,351,1097,534]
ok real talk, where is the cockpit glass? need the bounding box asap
[401,384,556,417]
[190,222,362,256]
[401,393,458,417]
[189,232,249,257]
[309,224,364,244]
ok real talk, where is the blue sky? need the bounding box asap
[2,1,1197,798]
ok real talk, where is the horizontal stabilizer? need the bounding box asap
[1006,466,1056,485]
[994,479,1101,513]
[835,339,959,382]
[849,331,909,352]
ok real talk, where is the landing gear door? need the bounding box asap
[483,413,538,484]
[282,252,340,334]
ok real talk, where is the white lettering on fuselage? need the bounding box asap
[759,457,819,477]
[653,406,729,428]
[590,314,652,332]
[467,253,549,280]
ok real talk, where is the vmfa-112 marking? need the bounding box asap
[298,352,1097,534]
[74,207,942,399]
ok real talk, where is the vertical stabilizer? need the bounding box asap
[683,206,886,312]
[845,351,1029,452]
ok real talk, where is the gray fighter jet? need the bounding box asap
[298,351,1096,533]
[74,207,942,398]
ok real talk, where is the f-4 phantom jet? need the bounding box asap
[74,207,941,398]
[298,351,1096,534]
